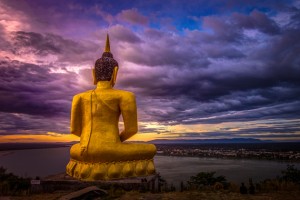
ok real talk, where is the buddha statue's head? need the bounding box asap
[93,34,119,86]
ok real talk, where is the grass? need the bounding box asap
[2,190,299,200]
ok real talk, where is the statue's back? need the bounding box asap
[66,34,156,181]
[75,86,135,145]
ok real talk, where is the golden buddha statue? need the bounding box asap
[66,34,156,181]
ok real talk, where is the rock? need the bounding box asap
[58,186,107,200]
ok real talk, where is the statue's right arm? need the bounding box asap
[119,92,138,142]
[70,94,82,137]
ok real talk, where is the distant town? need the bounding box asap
[1,139,300,162]
[155,142,300,161]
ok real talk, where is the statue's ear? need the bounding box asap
[111,66,118,87]
[92,68,97,85]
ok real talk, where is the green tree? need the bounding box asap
[188,171,228,189]
[0,166,30,195]
[0,167,8,181]
[281,165,300,183]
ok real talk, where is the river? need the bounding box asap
[0,147,299,186]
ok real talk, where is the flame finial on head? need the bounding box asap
[94,33,118,82]
[104,34,110,53]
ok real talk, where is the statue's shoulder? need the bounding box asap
[72,90,93,100]
[112,89,135,98]
[114,89,135,102]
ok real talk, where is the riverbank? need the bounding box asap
[155,143,300,162]
[0,143,73,151]
[1,142,300,162]
[1,148,300,186]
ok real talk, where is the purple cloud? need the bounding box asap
[0,0,299,141]
[232,10,281,35]
[117,8,149,25]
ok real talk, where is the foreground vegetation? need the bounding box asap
[0,167,31,196]
[184,164,300,193]
[6,190,300,200]
[0,165,300,199]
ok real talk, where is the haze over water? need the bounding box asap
[0,147,299,186]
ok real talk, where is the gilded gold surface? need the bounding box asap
[104,34,110,53]
[66,35,156,180]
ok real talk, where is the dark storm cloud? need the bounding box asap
[0,26,10,51]
[239,125,300,134]
[0,112,69,134]
[202,46,245,59]
[176,118,300,139]
[288,6,300,28]
[10,31,99,64]
[119,33,210,67]
[117,8,149,25]
[138,125,170,134]
[12,31,63,55]
[110,25,142,44]
[0,58,92,134]
[117,8,300,126]
[179,132,300,139]
[201,16,243,43]
[133,84,300,125]
[0,59,79,117]
[232,10,281,35]
[0,0,299,139]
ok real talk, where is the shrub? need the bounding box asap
[187,171,228,190]
[0,166,30,195]
[280,164,300,184]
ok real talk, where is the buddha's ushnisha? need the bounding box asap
[66,34,156,180]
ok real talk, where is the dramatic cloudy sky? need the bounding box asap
[0,0,299,142]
